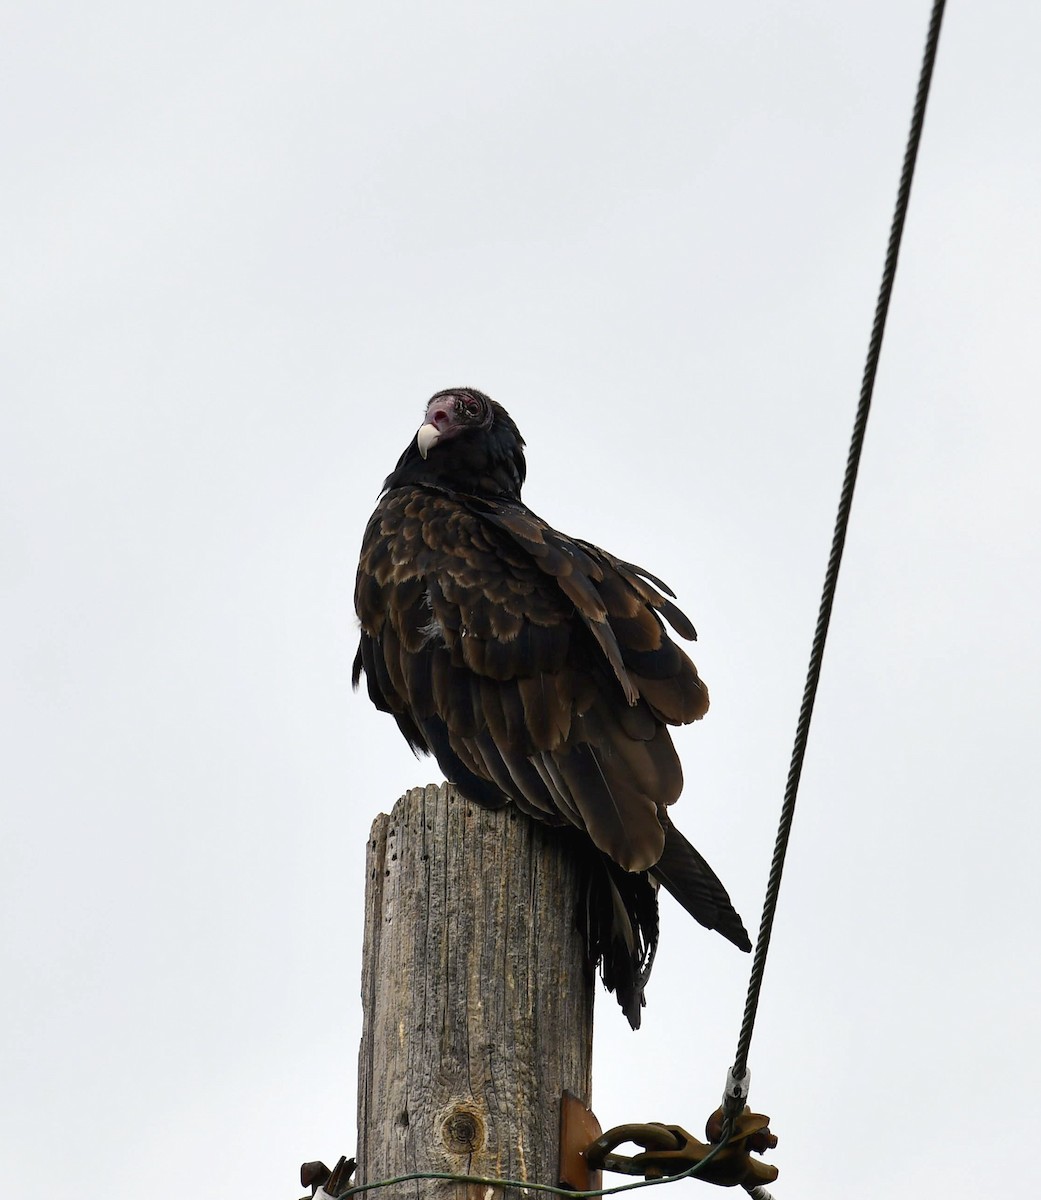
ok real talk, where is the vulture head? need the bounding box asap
[383,388,527,502]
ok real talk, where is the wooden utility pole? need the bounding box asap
[356,783,595,1198]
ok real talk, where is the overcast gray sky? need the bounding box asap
[3,3,1039,1197]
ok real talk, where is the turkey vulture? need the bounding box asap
[353,388,750,1027]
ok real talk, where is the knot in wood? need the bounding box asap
[440,1102,486,1155]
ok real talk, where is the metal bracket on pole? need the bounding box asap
[559,1090,604,1192]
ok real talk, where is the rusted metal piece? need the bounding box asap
[300,1161,331,1193]
[706,1109,777,1158]
[559,1090,603,1192]
[299,1156,356,1198]
[585,1107,777,1189]
[586,1123,682,1177]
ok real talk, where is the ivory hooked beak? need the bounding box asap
[416,422,440,459]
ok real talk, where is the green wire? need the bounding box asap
[337,1126,731,1199]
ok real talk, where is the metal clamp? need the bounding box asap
[585,1107,778,1190]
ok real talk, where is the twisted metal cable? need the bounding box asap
[727,0,947,1100]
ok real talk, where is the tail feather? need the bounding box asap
[572,818,749,1027]
[574,837,659,1030]
[651,816,752,952]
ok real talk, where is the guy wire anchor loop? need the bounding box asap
[585,1107,778,1190]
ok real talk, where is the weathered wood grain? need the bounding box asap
[357,783,594,1199]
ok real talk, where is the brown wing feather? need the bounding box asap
[355,488,709,853]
